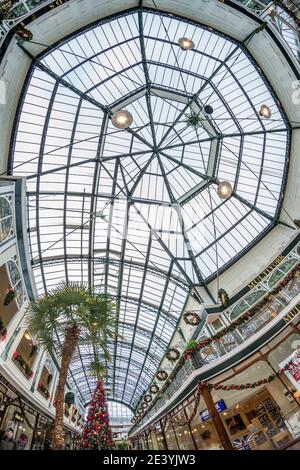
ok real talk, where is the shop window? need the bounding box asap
[32,418,54,450]
[164,417,179,450]
[267,334,300,440]
[12,331,38,380]
[7,259,24,307]
[268,258,298,289]
[0,264,19,329]
[210,317,224,332]
[153,421,167,450]
[210,359,296,450]
[184,397,224,450]
[171,409,196,450]
[37,365,53,400]
[0,404,36,450]
[0,195,13,246]
[230,289,266,321]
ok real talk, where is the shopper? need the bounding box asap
[0,428,17,450]
[17,434,28,450]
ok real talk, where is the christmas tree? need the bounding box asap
[81,379,114,450]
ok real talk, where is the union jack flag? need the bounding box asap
[232,434,253,450]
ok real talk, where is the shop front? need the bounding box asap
[137,330,300,451]
[0,374,79,450]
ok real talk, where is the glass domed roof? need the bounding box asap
[10,7,290,408]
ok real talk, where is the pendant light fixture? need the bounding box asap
[111,110,133,129]
[259,104,271,119]
[217,181,233,199]
[204,104,214,115]
[178,37,194,50]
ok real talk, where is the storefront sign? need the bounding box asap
[279,348,300,391]
[248,255,285,289]
[283,303,300,324]
[200,399,227,422]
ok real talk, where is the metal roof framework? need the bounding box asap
[10,6,291,409]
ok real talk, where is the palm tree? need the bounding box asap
[25,282,116,450]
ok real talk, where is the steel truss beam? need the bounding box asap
[13,5,292,411]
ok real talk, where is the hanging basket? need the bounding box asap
[65,392,75,405]
[183,311,200,326]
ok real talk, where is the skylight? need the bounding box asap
[10,8,290,409]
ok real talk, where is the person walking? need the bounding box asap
[0,429,17,450]
[16,434,28,450]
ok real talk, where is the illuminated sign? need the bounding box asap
[200,399,227,422]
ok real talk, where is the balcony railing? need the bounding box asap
[132,258,300,432]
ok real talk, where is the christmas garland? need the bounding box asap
[183,311,201,326]
[133,266,300,426]
[197,359,294,392]
[218,288,229,308]
[169,386,202,426]
[16,24,33,42]
[184,264,300,359]
[166,348,180,363]
[135,359,297,427]
[156,369,168,381]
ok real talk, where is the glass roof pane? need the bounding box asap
[10,8,290,409]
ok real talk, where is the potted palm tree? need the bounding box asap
[25,282,116,450]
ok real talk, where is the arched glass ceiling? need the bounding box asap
[108,401,133,426]
[10,8,290,409]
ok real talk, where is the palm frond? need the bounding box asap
[88,358,106,379]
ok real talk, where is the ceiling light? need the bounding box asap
[178,37,194,50]
[204,105,214,115]
[217,181,233,199]
[111,110,133,129]
[259,104,271,119]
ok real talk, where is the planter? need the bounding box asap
[38,383,50,399]
[3,289,16,306]
[12,352,34,379]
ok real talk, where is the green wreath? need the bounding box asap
[166,348,180,362]
[218,288,229,308]
[150,384,159,394]
[183,311,200,325]
[156,369,168,381]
